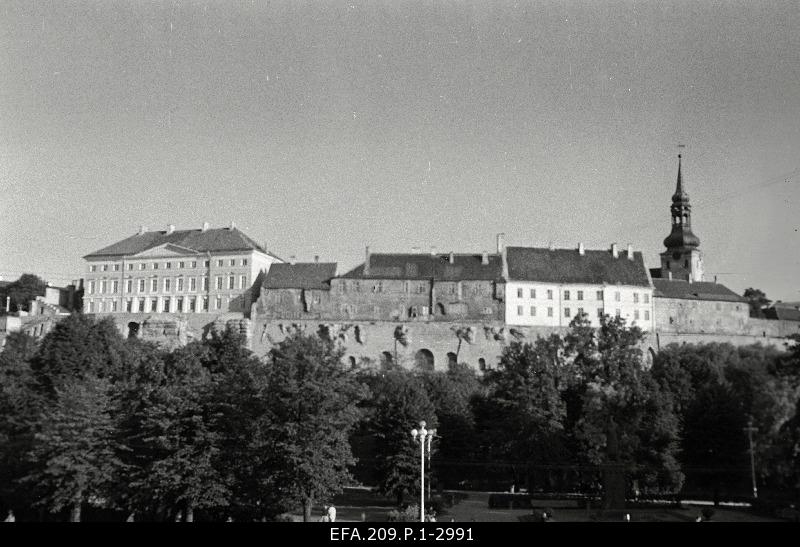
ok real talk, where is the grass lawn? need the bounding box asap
[287,487,789,523]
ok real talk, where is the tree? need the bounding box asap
[743,288,771,318]
[3,274,47,313]
[370,370,437,506]
[265,332,368,521]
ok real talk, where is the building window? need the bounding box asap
[547,289,553,300]
[90,265,97,272]
[88,300,95,313]
[127,264,133,270]
[176,297,183,312]
[102,265,108,272]
[179,261,184,269]
[166,262,172,269]
[189,296,197,312]
[126,279,132,293]
[229,259,235,266]
[228,276,235,290]
[151,278,158,292]
[139,263,146,270]
[634,310,640,320]
[242,259,248,266]
[100,280,107,294]
[577,290,584,301]
[190,277,197,291]
[163,297,171,312]
[216,276,223,290]
[547,307,553,317]
[596,290,604,300]
[138,298,146,312]
[597,308,604,318]
[217,259,224,267]
[644,310,650,321]
[112,280,119,294]
[530,306,536,316]
[530,289,536,299]
[644,294,650,304]
[578,307,584,316]
[89,281,96,294]
[564,308,571,317]
[177,278,184,292]
[633,293,639,304]
[204,260,210,267]
[163,278,170,292]
[150,298,158,312]
[517,288,523,298]
[517,305,523,316]
[564,290,570,301]
[614,291,620,302]
[191,261,197,268]
[215,296,222,310]
[114,264,120,271]
[126,298,133,312]
[153,263,159,270]
[138,279,145,293]
[202,277,209,291]
[240,275,247,289]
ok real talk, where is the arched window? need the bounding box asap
[414,349,434,371]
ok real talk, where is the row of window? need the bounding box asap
[514,288,650,304]
[87,275,248,295]
[86,294,234,314]
[89,258,249,273]
[515,305,651,321]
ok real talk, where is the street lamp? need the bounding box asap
[411,421,437,523]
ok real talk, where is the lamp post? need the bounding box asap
[744,416,759,499]
[411,421,436,523]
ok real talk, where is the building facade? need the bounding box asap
[83,222,281,316]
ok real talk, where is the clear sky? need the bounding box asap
[1,1,798,301]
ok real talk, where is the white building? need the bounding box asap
[82,222,282,315]
[503,243,655,330]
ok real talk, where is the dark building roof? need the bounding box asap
[84,227,278,259]
[340,253,502,281]
[263,263,337,290]
[652,279,747,303]
[506,247,652,287]
[763,306,800,322]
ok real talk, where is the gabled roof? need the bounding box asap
[652,279,747,303]
[84,227,279,259]
[506,247,652,287]
[264,263,337,290]
[339,253,503,281]
[763,306,800,322]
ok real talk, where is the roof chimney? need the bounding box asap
[201,221,210,232]
[496,233,505,254]
[364,246,371,276]
[611,243,619,258]
[314,255,319,263]
[138,225,148,235]
[166,224,175,234]
[481,251,489,265]
[430,246,437,257]
[449,251,454,264]
[627,244,634,260]
[229,220,236,230]
[578,242,585,256]
[289,255,296,265]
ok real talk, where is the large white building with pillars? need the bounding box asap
[503,243,655,330]
[82,222,282,315]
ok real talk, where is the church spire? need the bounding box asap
[674,154,686,199]
[660,151,704,282]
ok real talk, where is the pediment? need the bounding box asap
[132,243,201,258]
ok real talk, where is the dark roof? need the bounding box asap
[339,253,502,281]
[763,306,800,322]
[84,227,278,259]
[652,279,747,303]
[506,247,651,286]
[263,263,337,290]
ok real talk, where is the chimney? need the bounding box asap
[496,233,505,254]
[364,246,371,276]
[289,256,296,265]
[548,241,555,251]
[201,221,210,232]
[481,251,489,265]
[578,242,585,256]
[229,220,236,230]
[627,244,634,260]
[166,224,175,234]
[611,243,618,258]
[430,246,437,257]
[314,255,320,263]
[449,251,454,264]
[138,225,148,235]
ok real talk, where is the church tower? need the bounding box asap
[660,154,704,282]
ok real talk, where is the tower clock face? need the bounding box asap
[672,252,681,260]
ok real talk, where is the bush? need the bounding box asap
[488,494,532,509]
[387,505,419,522]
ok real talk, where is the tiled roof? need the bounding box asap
[264,263,337,290]
[84,227,278,259]
[506,247,651,287]
[339,253,503,281]
[652,279,747,302]
[764,306,800,322]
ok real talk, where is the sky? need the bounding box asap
[1,1,798,301]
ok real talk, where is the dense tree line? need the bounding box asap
[1,313,798,520]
